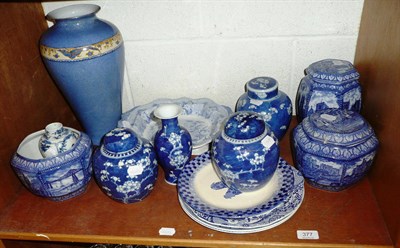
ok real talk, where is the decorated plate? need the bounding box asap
[177,152,298,218]
[119,98,232,155]
[178,178,303,233]
[179,164,304,229]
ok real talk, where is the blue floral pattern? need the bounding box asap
[212,111,279,194]
[119,98,232,154]
[93,128,158,203]
[39,123,79,158]
[179,168,304,232]
[177,151,303,225]
[236,77,292,140]
[154,109,192,185]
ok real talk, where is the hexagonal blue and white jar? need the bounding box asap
[236,77,292,140]
[296,59,362,122]
[93,128,158,203]
[293,109,378,191]
[211,111,280,194]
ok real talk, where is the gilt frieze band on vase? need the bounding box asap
[40,4,125,145]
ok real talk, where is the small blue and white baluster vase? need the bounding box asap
[211,111,279,197]
[296,59,362,122]
[93,127,158,204]
[39,122,79,158]
[153,104,192,185]
[236,77,292,140]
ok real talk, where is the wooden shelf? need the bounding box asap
[0,1,399,247]
[0,121,392,247]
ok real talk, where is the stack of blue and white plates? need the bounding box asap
[177,152,304,234]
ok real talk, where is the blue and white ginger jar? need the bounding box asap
[39,122,79,158]
[211,111,279,193]
[293,109,378,191]
[11,127,92,201]
[93,128,158,203]
[40,4,125,145]
[154,104,192,185]
[296,59,362,122]
[236,77,292,140]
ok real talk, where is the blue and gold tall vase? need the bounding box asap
[40,4,124,145]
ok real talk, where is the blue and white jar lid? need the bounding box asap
[246,77,278,100]
[101,127,142,158]
[222,111,274,144]
[297,109,378,160]
[305,59,360,83]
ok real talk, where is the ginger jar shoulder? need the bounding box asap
[236,77,292,140]
[292,109,378,191]
[211,111,280,193]
[93,127,158,203]
[296,59,362,122]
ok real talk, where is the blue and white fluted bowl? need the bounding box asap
[119,98,232,155]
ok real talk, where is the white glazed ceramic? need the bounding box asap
[177,152,304,233]
[119,98,232,155]
[39,122,79,158]
[178,152,304,220]
[178,188,303,233]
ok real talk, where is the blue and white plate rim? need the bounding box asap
[177,151,303,218]
[178,186,304,234]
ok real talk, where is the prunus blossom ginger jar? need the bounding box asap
[236,77,292,140]
[296,59,362,122]
[93,128,158,203]
[211,111,279,194]
[293,109,378,191]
